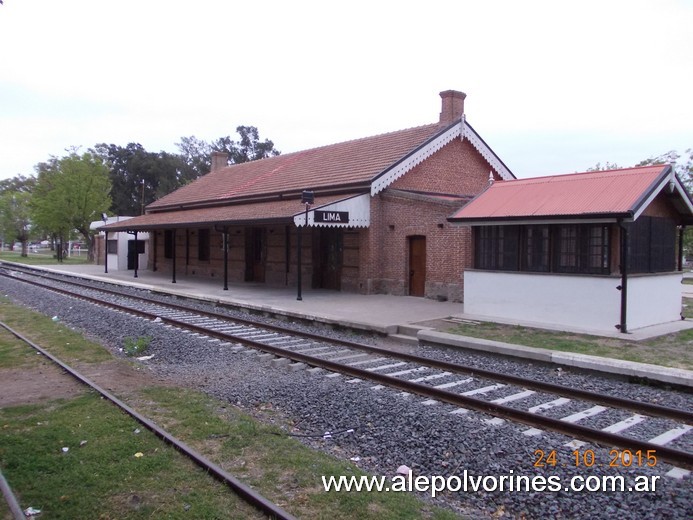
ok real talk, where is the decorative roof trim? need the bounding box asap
[293,193,370,228]
[462,119,515,181]
[370,122,462,195]
[370,117,514,196]
[632,166,693,221]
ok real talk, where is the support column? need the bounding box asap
[678,226,685,271]
[104,231,108,273]
[296,223,302,300]
[223,226,229,291]
[172,229,177,284]
[618,222,628,333]
[133,231,139,278]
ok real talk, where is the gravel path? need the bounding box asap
[1,274,691,520]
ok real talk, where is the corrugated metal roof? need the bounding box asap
[101,194,354,231]
[148,124,443,210]
[449,165,676,222]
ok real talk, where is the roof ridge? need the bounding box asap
[502,164,669,185]
[275,121,442,157]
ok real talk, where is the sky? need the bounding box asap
[0,0,691,181]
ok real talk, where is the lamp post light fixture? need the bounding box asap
[297,190,314,301]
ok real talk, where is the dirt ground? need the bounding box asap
[0,359,169,408]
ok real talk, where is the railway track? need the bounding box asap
[1,264,692,477]
[0,317,297,520]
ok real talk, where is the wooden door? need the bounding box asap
[408,236,426,297]
[313,228,343,290]
[244,228,266,282]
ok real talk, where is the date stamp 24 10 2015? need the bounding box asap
[534,449,658,468]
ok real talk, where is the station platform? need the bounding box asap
[27,264,463,336]
[7,263,693,387]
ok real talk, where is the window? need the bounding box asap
[475,224,610,275]
[164,230,174,259]
[585,225,609,272]
[523,225,550,272]
[555,224,609,275]
[629,217,676,273]
[475,226,519,270]
[106,240,117,254]
[556,225,578,272]
[198,229,210,261]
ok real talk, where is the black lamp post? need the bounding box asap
[101,213,108,273]
[297,190,314,301]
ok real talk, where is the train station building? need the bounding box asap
[100,90,514,302]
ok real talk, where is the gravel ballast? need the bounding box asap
[1,273,691,520]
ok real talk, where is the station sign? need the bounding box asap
[314,210,349,224]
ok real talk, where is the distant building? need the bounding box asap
[91,216,149,272]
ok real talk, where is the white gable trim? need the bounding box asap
[462,120,514,181]
[293,193,370,228]
[371,122,462,195]
[370,118,514,195]
[632,167,693,221]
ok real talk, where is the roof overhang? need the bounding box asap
[98,194,363,232]
[453,215,633,226]
[293,193,370,228]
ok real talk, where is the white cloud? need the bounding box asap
[0,0,691,179]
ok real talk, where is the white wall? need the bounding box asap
[626,272,682,330]
[464,270,682,333]
[107,231,149,271]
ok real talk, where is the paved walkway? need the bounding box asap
[9,263,692,387]
[35,264,462,335]
[41,264,693,340]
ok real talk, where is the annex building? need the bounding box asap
[449,165,693,333]
[101,90,514,302]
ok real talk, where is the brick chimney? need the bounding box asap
[439,90,466,125]
[211,151,229,171]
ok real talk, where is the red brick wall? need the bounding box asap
[149,137,492,301]
[357,137,491,301]
[390,137,497,195]
[360,192,470,301]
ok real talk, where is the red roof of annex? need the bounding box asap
[448,165,693,224]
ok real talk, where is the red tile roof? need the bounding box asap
[149,123,443,211]
[101,194,353,232]
[449,165,689,223]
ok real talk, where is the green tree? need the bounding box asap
[177,125,281,180]
[585,161,621,172]
[32,152,111,262]
[175,136,213,181]
[636,149,693,188]
[0,191,33,256]
[93,143,189,216]
[0,175,36,255]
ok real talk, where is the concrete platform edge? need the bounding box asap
[419,330,693,388]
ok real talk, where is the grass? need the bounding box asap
[1,394,260,519]
[0,296,111,364]
[0,299,462,519]
[0,250,90,266]
[123,336,152,357]
[442,299,693,370]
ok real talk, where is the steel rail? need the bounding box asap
[3,267,691,425]
[4,272,692,471]
[0,320,297,520]
[0,468,25,520]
